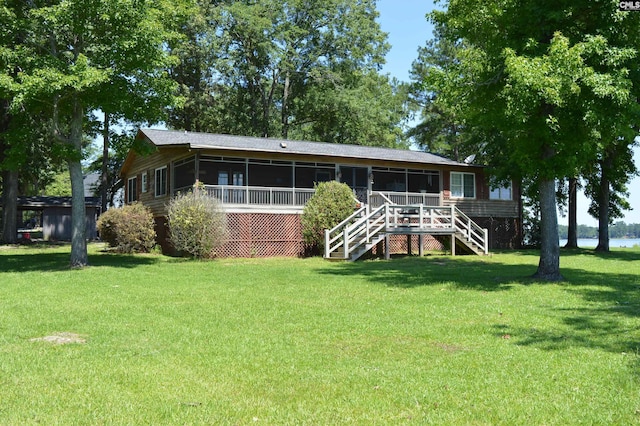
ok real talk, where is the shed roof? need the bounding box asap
[134,128,473,168]
[6,196,101,209]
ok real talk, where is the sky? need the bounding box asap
[375,0,640,226]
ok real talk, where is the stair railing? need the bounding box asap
[451,206,489,254]
[325,204,387,259]
[325,203,489,259]
[324,205,367,258]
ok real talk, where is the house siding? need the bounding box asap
[125,147,186,217]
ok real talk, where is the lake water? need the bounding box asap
[559,238,640,248]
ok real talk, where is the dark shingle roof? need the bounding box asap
[6,197,101,208]
[138,129,470,168]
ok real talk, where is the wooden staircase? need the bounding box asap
[324,204,488,261]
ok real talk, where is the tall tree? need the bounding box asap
[408,24,474,162]
[0,0,33,244]
[9,0,179,266]
[565,177,579,249]
[584,140,638,252]
[167,0,407,147]
[425,1,640,280]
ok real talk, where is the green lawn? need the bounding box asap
[1,243,640,424]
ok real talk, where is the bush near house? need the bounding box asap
[301,181,357,253]
[97,203,156,253]
[166,187,228,259]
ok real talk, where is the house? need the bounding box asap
[120,129,521,258]
[5,196,101,241]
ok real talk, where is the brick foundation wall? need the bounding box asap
[155,212,521,258]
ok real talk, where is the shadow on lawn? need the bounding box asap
[506,261,640,355]
[559,246,640,263]
[319,251,640,356]
[0,250,159,273]
[318,252,541,291]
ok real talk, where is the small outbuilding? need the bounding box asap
[10,196,101,241]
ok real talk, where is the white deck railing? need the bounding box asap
[176,186,442,209]
[369,191,441,207]
[197,185,315,207]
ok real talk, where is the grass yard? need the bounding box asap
[1,243,640,424]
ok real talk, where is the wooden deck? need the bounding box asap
[324,204,489,261]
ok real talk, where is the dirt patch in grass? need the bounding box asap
[30,332,86,345]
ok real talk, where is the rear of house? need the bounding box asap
[120,129,521,257]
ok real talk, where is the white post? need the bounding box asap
[385,204,389,229]
[324,229,330,258]
[343,227,349,259]
[450,205,456,230]
[365,205,370,243]
[484,228,489,255]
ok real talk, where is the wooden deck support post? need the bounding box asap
[385,234,390,260]
[407,234,412,256]
[418,234,424,257]
[451,234,456,256]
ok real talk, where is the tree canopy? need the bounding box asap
[2,0,180,265]
[167,0,409,147]
[414,0,640,279]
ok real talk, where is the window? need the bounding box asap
[127,176,137,203]
[141,172,148,193]
[232,172,244,186]
[218,171,229,185]
[155,166,167,197]
[450,172,475,198]
[490,181,512,200]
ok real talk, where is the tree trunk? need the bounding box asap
[1,169,19,244]
[281,71,290,139]
[564,177,578,248]
[595,159,610,252]
[101,111,109,214]
[69,99,88,267]
[533,178,563,281]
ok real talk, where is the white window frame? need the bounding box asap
[490,181,513,200]
[155,166,167,197]
[141,172,148,193]
[450,172,475,199]
[127,176,137,203]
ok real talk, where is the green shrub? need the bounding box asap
[97,203,156,253]
[166,188,228,259]
[301,181,357,253]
